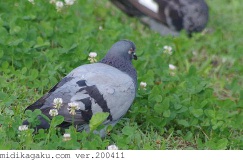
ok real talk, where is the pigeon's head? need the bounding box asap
[107,40,137,61]
[182,0,209,34]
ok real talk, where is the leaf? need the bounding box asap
[21,67,27,74]
[122,126,135,136]
[216,138,228,149]
[30,69,39,80]
[174,104,182,110]
[68,43,78,52]
[189,107,203,118]
[163,109,171,117]
[177,106,188,113]
[51,115,64,127]
[141,70,154,85]
[1,61,9,69]
[33,41,50,49]
[10,26,21,35]
[105,124,113,133]
[154,103,163,114]
[24,109,45,127]
[4,108,14,116]
[197,138,204,149]
[8,38,24,46]
[177,119,190,127]
[25,110,33,117]
[22,15,36,20]
[154,97,170,114]
[184,131,193,141]
[188,65,197,76]
[212,121,224,130]
[89,112,109,132]
[0,91,8,100]
[34,36,50,49]
[148,86,162,102]
[200,100,208,108]
[204,109,215,118]
[206,138,228,149]
[155,95,162,103]
[162,97,170,109]
[32,109,42,116]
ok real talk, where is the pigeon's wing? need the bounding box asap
[155,0,184,31]
[110,0,183,35]
[25,63,136,127]
[110,0,184,28]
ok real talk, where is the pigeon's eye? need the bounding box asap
[128,48,134,54]
[128,48,137,60]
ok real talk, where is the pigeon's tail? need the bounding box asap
[111,0,161,21]
[22,115,50,131]
[110,0,144,17]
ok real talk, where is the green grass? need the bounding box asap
[0,0,242,149]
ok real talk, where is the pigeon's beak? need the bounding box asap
[129,48,137,60]
[133,53,137,60]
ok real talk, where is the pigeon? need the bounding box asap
[110,0,209,36]
[23,40,137,136]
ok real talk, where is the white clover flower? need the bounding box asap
[107,144,119,150]
[68,102,80,109]
[49,109,58,117]
[63,133,71,141]
[18,125,28,131]
[89,52,97,58]
[53,98,63,105]
[163,45,173,55]
[68,102,80,115]
[88,52,98,63]
[140,81,147,90]
[55,1,64,11]
[53,98,63,110]
[169,64,177,70]
[99,26,103,30]
[65,0,75,5]
[28,0,35,4]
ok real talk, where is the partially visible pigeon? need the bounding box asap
[110,0,209,36]
[23,40,137,136]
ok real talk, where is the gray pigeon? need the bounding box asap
[110,0,209,36]
[23,40,137,136]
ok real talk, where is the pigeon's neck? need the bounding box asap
[100,56,137,86]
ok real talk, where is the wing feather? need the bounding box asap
[25,63,136,129]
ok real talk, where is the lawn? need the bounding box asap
[0,0,242,149]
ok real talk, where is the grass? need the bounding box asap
[0,0,242,149]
